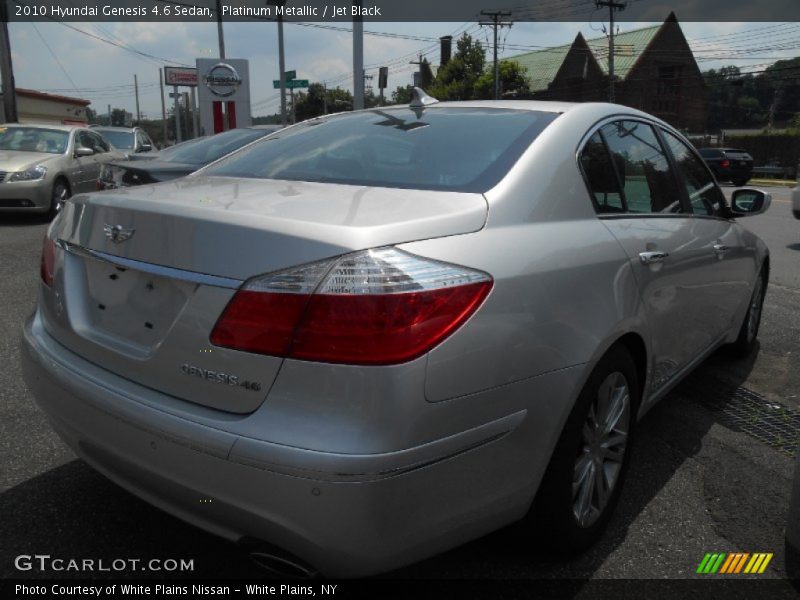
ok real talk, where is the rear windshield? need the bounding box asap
[95,130,135,150]
[166,128,268,166]
[204,107,559,193]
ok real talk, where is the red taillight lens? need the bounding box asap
[720,159,731,168]
[210,248,493,365]
[40,236,56,287]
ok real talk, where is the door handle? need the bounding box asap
[713,243,730,255]
[639,251,669,265]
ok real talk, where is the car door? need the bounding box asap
[659,128,751,336]
[69,130,98,192]
[83,131,113,187]
[580,119,725,394]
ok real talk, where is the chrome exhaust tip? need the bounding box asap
[248,548,319,579]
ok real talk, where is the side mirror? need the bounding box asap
[75,146,94,157]
[139,143,152,153]
[730,188,771,217]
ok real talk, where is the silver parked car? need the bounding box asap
[0,123,125,217]
[21,92,771,577]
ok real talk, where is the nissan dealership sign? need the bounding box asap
[203,63,242,97]
[196,58,251,134]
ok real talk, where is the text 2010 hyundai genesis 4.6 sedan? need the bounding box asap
[22,90,771,578]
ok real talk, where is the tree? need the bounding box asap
[392,85,414,104]
[292,84,354,122]
[474,60,531,99]
[428,33,486,100]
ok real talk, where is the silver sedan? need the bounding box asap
[0,124,125,217]
[21,92,770,577]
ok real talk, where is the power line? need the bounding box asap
[29,22,79,93]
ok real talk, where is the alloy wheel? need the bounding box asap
[572,371,631,528]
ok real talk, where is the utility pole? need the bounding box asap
[767,86,783,132]
[183,91,191,139]
[410,54,424,87]
[189,86,199,138]
[480,10,512,100]
[159,68,167,144]
[0,0,18,122]
[134,74,141,123]
[170,87,182,143]
[107,104,111,126]
[596,1,627,103]
[215,0,225,58]
[268,1,288,126]
[353,0,364,110]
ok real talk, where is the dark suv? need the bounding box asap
[697,147,753,186]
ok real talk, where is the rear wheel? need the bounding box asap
[527,345,639,552]
[732,177,750,187]
[726,267,767,357]
[47,178,70,220]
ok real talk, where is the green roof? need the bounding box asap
[511,24,661,92]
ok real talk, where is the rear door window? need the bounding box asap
[662,130,725,217]
[600,120,683,214]
[579,131,625,213]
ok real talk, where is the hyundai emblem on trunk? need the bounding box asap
[104,224,135,244]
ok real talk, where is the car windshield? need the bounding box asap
[204,107,558,193]
[0,126,69,154]
[164,128,268,166]
[95,130,135,150]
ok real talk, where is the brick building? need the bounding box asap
[511,13,706,131]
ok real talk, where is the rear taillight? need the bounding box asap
[210,248,492,365]
[720,159,731,168]
[40,236,56,287]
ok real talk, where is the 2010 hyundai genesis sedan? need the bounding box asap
[22,91,771,578]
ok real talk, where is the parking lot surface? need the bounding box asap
[1,186,798,589]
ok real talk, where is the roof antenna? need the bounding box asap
[410,87,439,109]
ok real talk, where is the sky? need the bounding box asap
[7,17,800,119]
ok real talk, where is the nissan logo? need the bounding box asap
[203,63,242,98]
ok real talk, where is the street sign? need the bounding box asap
[274,79,309,89]
[285,70,296,81]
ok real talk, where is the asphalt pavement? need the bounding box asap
[0,188,798,592]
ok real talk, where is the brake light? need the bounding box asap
[40,236,56,287]
[210,248,492,365]
[720,159,731,168]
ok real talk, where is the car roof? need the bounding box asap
[381,99,581,114]
[1,122,83,132]
[92,126,141,132]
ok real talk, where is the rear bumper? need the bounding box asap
[21,311,580,576]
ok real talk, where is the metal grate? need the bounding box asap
[676,374,800,456]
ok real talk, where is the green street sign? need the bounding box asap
[273,78,309,89]
[285,70,296,81]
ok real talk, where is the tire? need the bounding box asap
[47,178,70,220]
[726,267,767,357]
[732,177,750,187]
[526,345,639,553]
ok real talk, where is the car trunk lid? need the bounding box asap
[41,176,487,413]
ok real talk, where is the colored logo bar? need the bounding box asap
[696,552,773,574]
